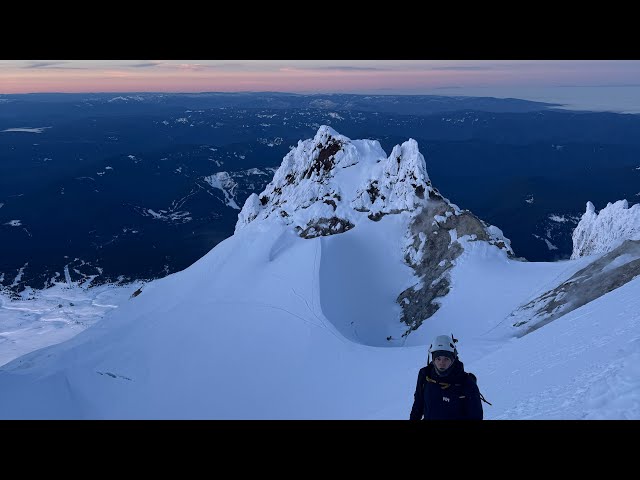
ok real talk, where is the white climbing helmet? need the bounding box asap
[429,334,458,360]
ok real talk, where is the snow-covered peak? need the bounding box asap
[235,125,434,237]
[234,126,512,337]
[571,200,640,259]
[313,124,347,144]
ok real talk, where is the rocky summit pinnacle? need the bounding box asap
[235,126,514,334]
[235,125,435,237]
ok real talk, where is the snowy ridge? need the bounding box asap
[108,95,145,103]
[204,168,275,211]
[571,200,640,259]
[204,172,240,209]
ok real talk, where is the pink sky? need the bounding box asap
[1,61,639,94]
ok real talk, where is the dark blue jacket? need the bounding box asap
[410,360,483,420]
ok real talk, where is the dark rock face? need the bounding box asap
[302,139,344,180]
[367,209,403,222]
[251,135,345,224]
[508,239,640,336]
[298,217,355,239]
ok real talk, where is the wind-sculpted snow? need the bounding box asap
[571,200,640,259]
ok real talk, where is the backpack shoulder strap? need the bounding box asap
[466,372,492,406]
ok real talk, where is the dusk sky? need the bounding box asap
[2,60,640,112]
[1,60,639,95]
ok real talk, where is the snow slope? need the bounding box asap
[1,127,639,419]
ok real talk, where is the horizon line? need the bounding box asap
[0,90,555,102]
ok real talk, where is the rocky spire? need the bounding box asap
[235,125,434,237]
[571,200,640,259]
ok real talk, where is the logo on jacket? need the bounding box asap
[443,396,450,402]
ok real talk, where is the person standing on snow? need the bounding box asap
[410,334,483,420]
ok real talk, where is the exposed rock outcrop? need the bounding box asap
[508,239,640,336]
[235,125,433,236]
[398,191,514,335]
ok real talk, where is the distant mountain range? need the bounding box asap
[1,92,639,294]
[0,91,558,116]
